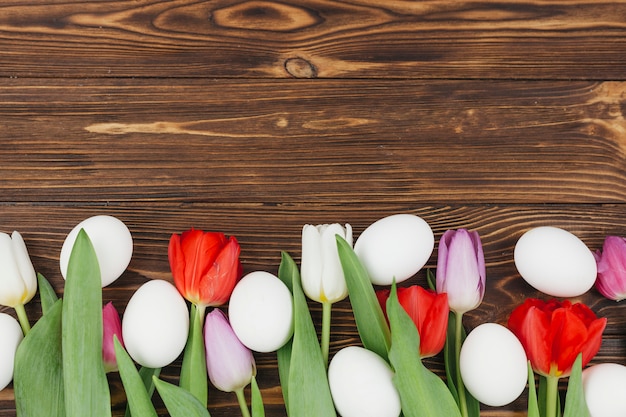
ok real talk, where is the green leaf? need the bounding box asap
[336,235,390,360]
[62,228,111,417]
[281,251,336,417]
[426,269,436,291]
[179,303,208,406]
[251,375,266,417]
[528,362,541,417]
[124,367,161,417]
[276,254,297,413]
[115,337,159,417]
[387,281,461,417]
[153,376,211,417]
[37,273,59,315]
[563,354,591,417]
[14,299,65,417]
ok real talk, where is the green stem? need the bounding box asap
[14,303,31,335]
[455,312,468,417]
[321,301,332,366]
[545,375,559,417]
[179,303,208,405]
[235,388,252,417]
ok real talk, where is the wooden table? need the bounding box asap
[1,1,625,416]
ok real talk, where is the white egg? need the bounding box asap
[514,226,596,297]
[60,215,133,287]
[328,346,401,417]
[460,323,527,407]
[228,271,293,353]
[0,313,23,391]
[582,363,626,417]
[122,280,189,368]
[354,214,434,285]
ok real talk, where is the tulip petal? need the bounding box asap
[10,231,37,304]
[201,237,241,306]
[0,233,27,307]
[320,223,348,302]
[301,225,324,302]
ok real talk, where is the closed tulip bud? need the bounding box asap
[301,223,352,304]
[594,235,626,301]
[102,302,124,373]
[436,229,486,315]
[0,231,37,309]
[204,308,256,393]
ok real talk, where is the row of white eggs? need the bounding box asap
[2,214,623,417]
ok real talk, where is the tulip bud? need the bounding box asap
[204,308,256,393]
[594,235,626,301]
[102,302,124,373]
[435,229,486,314]
[301,223,352,303]
[0,231,37,308]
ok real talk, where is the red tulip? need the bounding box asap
[168,228,243,307]
[376,285,448,358]
[508,298,606,378]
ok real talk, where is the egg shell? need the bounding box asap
[0,313,23,391]
[514,226,596,297]
[582,363,626,417]
[354,214,434,285]
[460,323,527,407]
[122,280,189,368]
[328,346,401,417]
[60,215,133,287]
[228,271,293,353]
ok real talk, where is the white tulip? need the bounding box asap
[0,313,24,391]
[301,223,352,303]
[0,232,37,308]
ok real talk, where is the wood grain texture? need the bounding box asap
[1,0,626,416]
[0,1,626,79]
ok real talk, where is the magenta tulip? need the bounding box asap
[102,302,124,373]
[594,235,626,301]
[204,308,256,393]
[436,229,486,315]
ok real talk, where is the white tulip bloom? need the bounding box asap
[0,232,37,308]
[301,223,352,304]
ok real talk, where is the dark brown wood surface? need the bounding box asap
[1,1,626,416]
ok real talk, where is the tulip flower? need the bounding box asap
[435,228,485,417]
[0,231,37,335]
[593,235,626,301]
[376,286,448,358]
[204,308,256,417]
[301,223,352,365]
[508,298,607,417]
[168,228,242,405]
[102,302,124,373]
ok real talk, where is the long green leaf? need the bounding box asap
[115,337,158,417]
[62,228,111,417]
[276,254,296,413]
[153,376,211,417]
[563,354,590,417]
[37,273,59,315]
[336,236,390,360]
[281,251,336,417]
[179,303,208,406]
[124,367,161,417]
[387,282,462,417]
[528,362,540,417]
[14,299,65,417]
[251,375,266,417]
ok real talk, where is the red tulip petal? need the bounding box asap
[199,236,242,306]
[508,300,552,375]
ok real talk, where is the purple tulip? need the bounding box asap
[204,308,256,393]
[594,236,626,301]
[102,302,124,372]
[436,229,486,314]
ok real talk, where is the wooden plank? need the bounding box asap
[1,79,626,204]
[1,1,626,79]
[0,202,624,416]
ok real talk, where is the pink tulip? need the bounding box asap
[102,302,124,372]
[594,236,626,301]
[436,229,486,314]
[204,308,256,393]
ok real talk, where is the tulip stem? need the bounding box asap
[545,375,559,417]
[14,303,30,335]
[235,388,251,417]
[455,312,468,417]
[321,301,332,366]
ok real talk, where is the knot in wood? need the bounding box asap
[284,57,317,78]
